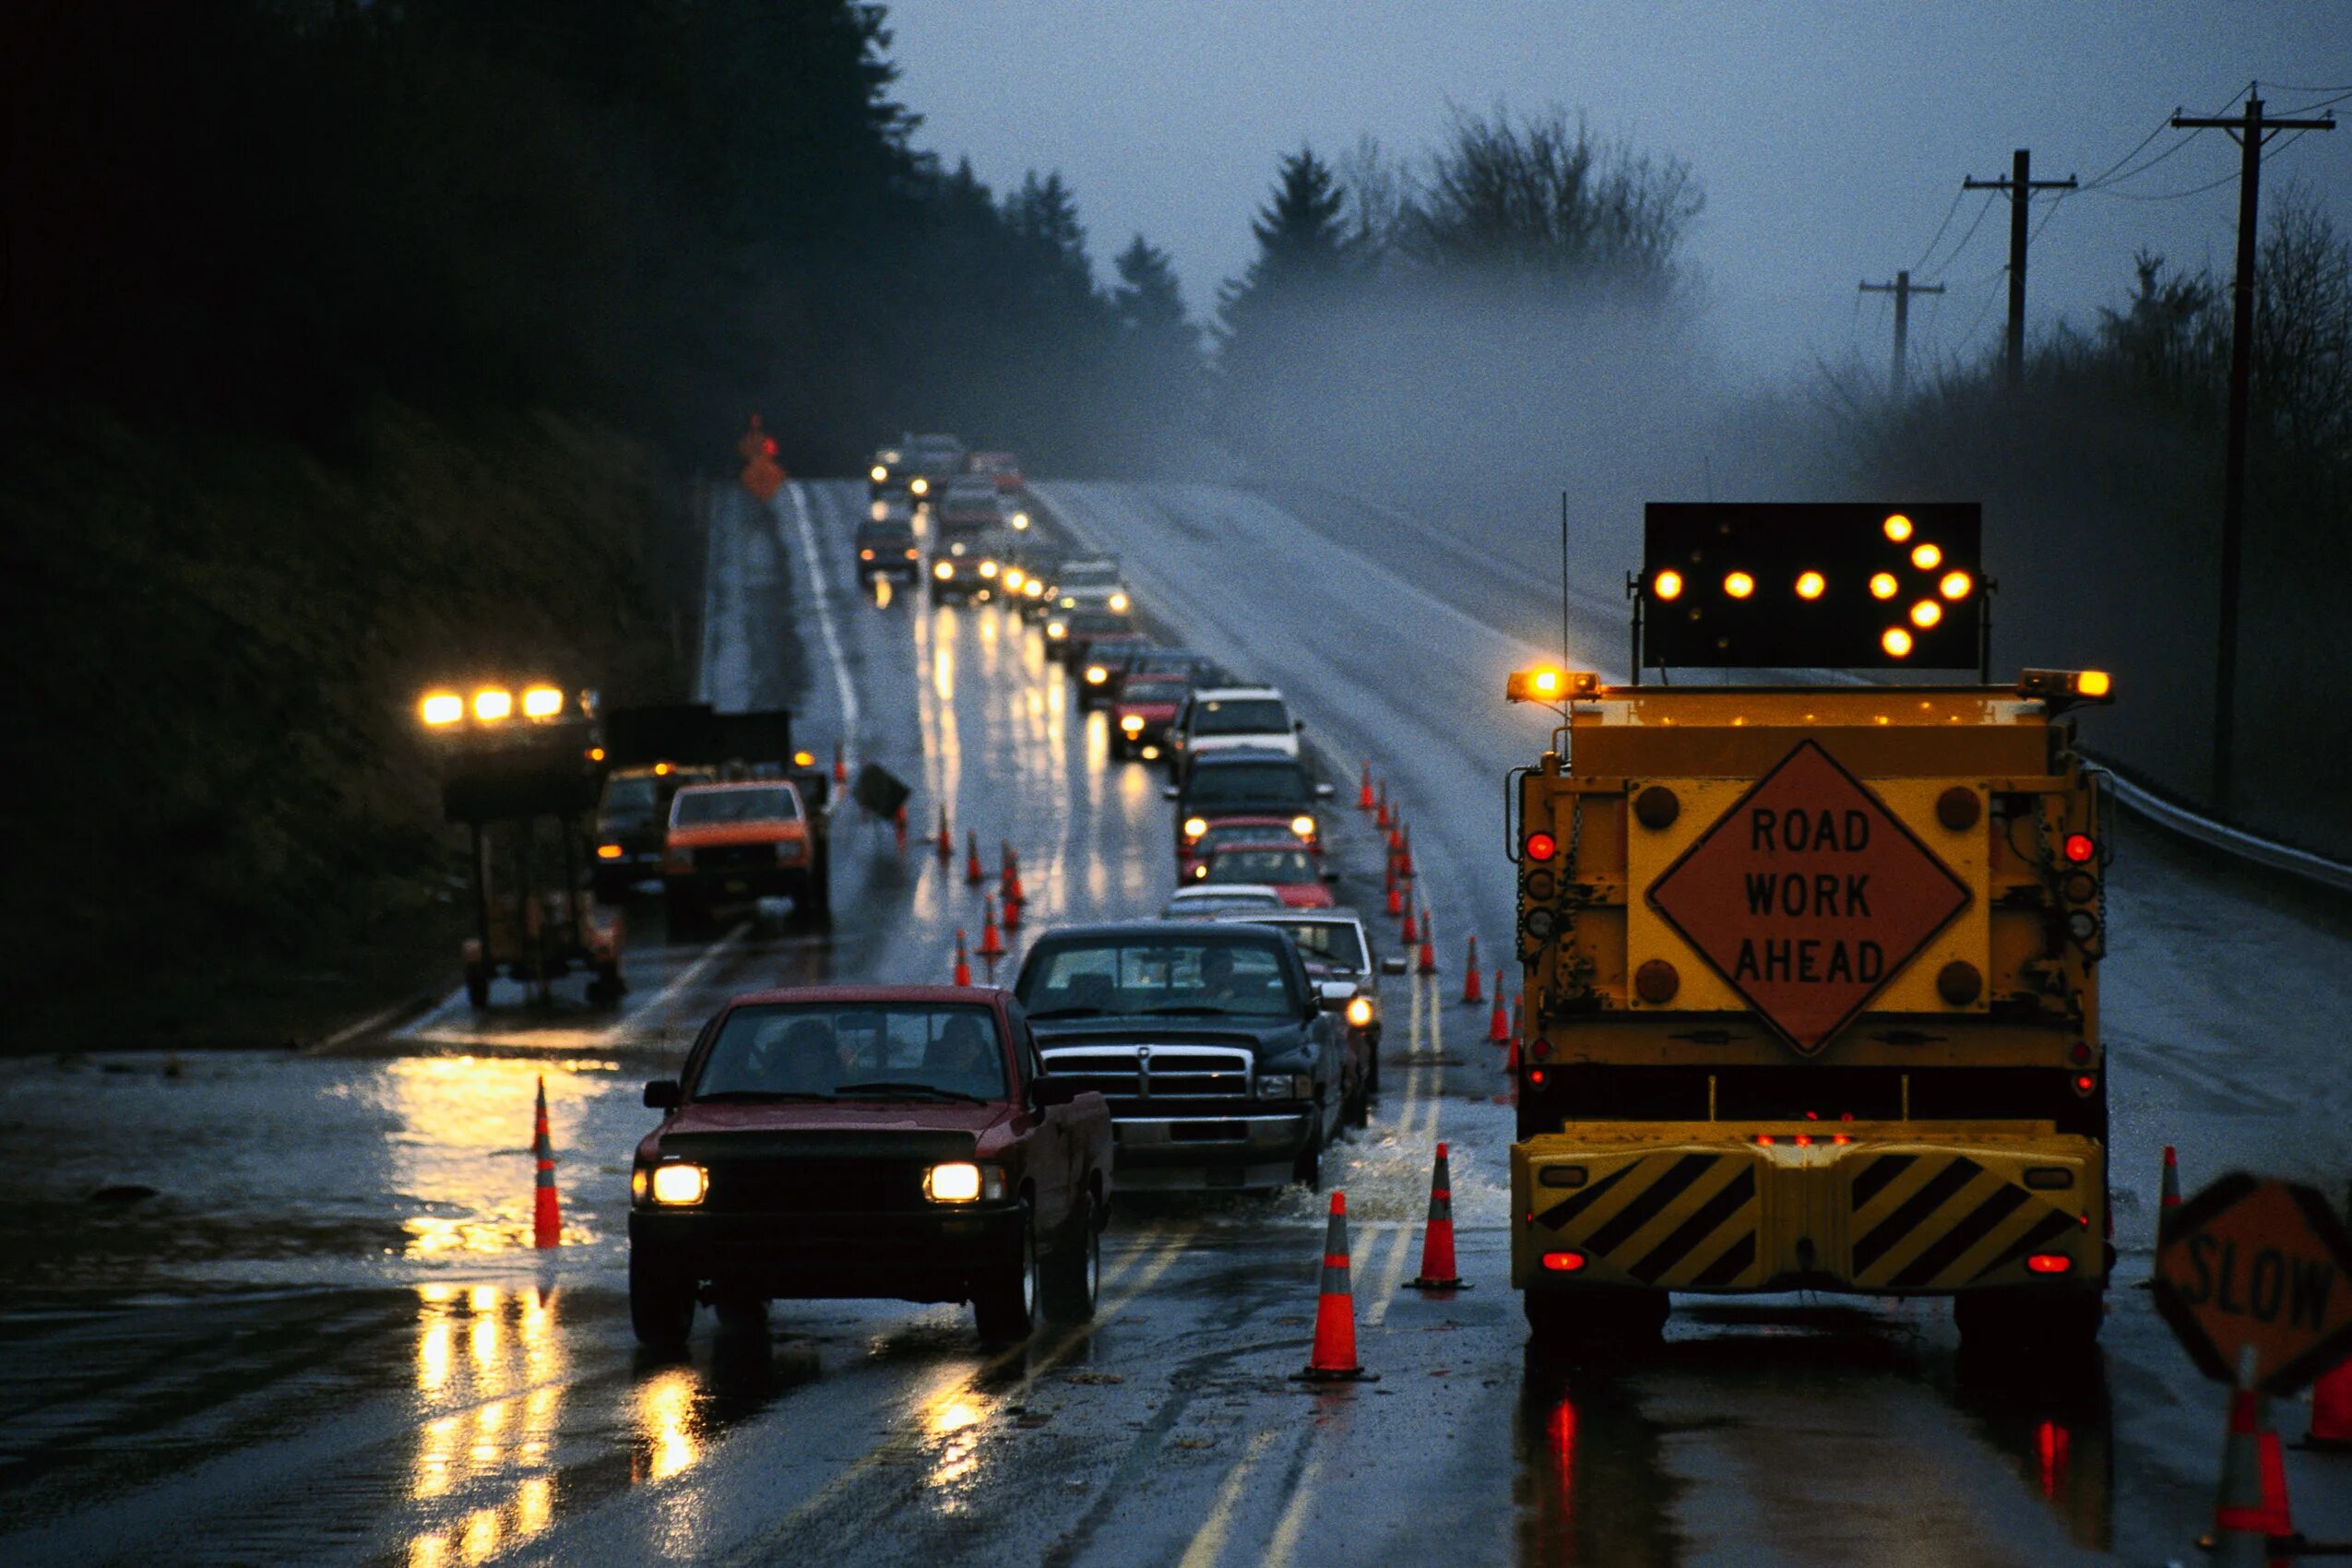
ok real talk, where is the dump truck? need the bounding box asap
[1505,504,2114,1350]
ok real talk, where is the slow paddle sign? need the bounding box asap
[2153,1171,2352,1396]
[1647,740,1971,1054]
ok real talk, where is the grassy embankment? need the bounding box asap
[2,400,694,1051]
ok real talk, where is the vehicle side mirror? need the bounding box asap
[1293,719,1305,731]
[1162,785,1181,802]
[1313,782,1336,799]
[1032,1075,1081,1108]
[644,1078,681,1110]
[1380,956,1408,976]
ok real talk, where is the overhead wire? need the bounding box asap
[1910,184,1969,272]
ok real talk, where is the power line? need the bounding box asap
[1927,191,2002,276]
[2084,131,2200,190]
[1910,184,1968,272]
[2080,114,2175,188]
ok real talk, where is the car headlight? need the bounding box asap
[1012,513,1030,529]
[1182,815,1208,838]
[1346,996,1375,1028]
[980,561,999,578]
[1289,814,1316,838]
[1121,714,1145,733]
[911,477,928,495]
[420,692,464,726]
[1004,569,1025,589]
[648,1162,707,1205]
[1255,1074,1313,1101]
[1085,665,1108,683]
[472,687,513,721]
[1060,596,1076,609]
[1047,621,1066,638]
[1025,580,1044,598]
[871,465,887,482]
[934,561,955,580]
[923,1161,1005,1204]
[1109,592,1130,612]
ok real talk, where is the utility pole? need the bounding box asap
[1963,149,2076,388]
[2170,89,2335,811]
[1858,270,1945,395]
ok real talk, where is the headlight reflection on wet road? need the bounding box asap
[406,1284,569,1564]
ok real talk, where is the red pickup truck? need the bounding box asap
[628,984,1113,1345]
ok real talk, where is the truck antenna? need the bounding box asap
[1560,491,1571,671]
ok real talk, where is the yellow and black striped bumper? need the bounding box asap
[1512,1123,2104,1295]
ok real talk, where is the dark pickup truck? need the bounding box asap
[1015,922,1353,1192]
[629,984,1113,1346]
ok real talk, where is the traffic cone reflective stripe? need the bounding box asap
[1358,764,1376,811]
[1376,784,1391,830]
[1407,1144,1470,1290]
[953,931,972,987]
[1488,972,1511,1042]
[936,808,955,860]
[531,1076,561,1250]
[1002,886,1022,932]
[980,897,1005,957]
[1294,1192,1375,1382]
[1461,935,1483,1004]
[966,831,985,885]
[1399,904,1418,943]
[1385,878,1404,917]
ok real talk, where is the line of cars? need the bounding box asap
[624,442,1405,1347]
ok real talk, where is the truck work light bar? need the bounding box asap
[1639,503,1984,671]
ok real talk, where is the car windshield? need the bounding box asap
[672,786,799,826]
[694,1003,1006,1100]
[601,776,659,814]
[1193,699,1289,736]
[1019,939,1292,1017]
[1206,848,1315,884]
[1184,762,1312,807]
[1070,612,1131,635]
[1123,679,1188,704]
[1061,563,1119,586]
[1257,921,1369,971]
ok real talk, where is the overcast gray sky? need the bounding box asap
[890,2,2351,384]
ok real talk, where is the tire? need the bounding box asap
[464,965,491,1010]
[1041,1189,1100,1324]
[971,1202,1039,1343]
[1523,1286,1669,1345]
[1292,1113,1324,1192]
[1955,1288,2103,1352]
[1366,1034,1382,1097]
[1344,1067,1371,1129]
[630,1249,696,1348]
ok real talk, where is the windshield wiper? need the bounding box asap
[689,1089,835,1102]
[1026,1006,1104,1019]
[830,1080,989,1104]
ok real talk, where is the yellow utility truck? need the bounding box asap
[1506,504,2113,1348]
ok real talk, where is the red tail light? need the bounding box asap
[1754,1134,1776,1146]
[2025,1253,2073,1275]
[2061,833,2097,864]
[1540,1251,1587,1272]
[1524,831,1558,861]
[1527,1066,1548,1087]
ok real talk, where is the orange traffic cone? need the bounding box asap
[1461,935,1483,1004]
[1397,823,1415,880]
[1493,1033,1520,1107]
[1358,763,1376,811]
[2308,1354,2352,1450]
[953,930,972,987]
[1002,844,1025,907]
[1488,972,1510,1042]
[1292,1192,1376,1382]
[965,831,985,885]
[2161,1145,2182,1210]
[1406,1144,1470,1291]
[980,897,1005,958]
[1385,875,1404,918]
[1417,910,1437,976]
[1386,817,1403,853]
[1002,885,1023,932]
[2202,1353,2296,1564]
[935,807,955,860]
[833,742,848,787]
[1376,783,1391,830]
[531,1076,562,1250]
[1399,903,1418,943]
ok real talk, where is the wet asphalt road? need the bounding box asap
[2,479,2347,1565]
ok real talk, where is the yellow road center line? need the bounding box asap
[597,921,748,1045]
[1175,1428,1278,1568]
[1365,1218,1418,1325]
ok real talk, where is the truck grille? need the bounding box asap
[704,1158,921,1214]
[693,843,777,873]
[1040,1044,1253,1120]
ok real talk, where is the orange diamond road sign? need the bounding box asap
[2154,1172,2352,1395]
[1646,740,1970,1054]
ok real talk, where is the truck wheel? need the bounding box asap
[464,965,491,1010]
[1955,1289,2103,1352]
[1292,1117,1324,1192]
[972,1202,1039,1343]
[630,1250,696,1348]
[1042,1190,1100,1324]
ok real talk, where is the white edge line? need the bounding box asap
[783,482,860,766]
[597,923,747,1044]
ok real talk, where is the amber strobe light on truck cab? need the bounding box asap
[1638,503,1984,671]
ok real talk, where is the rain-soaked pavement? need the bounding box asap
[3,480,2348,1565]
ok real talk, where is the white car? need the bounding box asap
[1172,687,1300,770]
[1158,884,1287,918]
